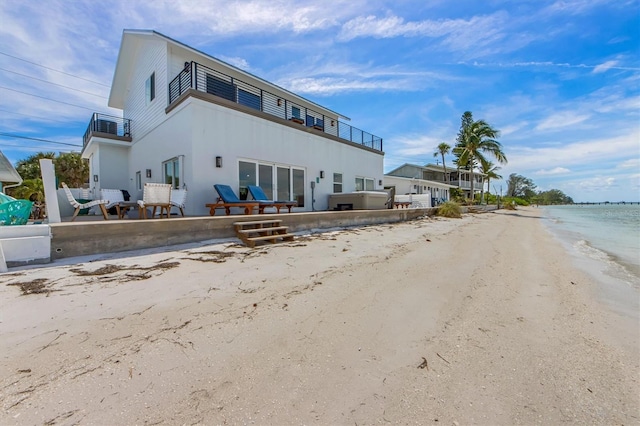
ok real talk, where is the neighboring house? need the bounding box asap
[0,150,23,192]
[384,163,484,203]
[81,30,384,215]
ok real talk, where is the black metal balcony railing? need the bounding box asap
[83,113,132,148]
[169,61,383,152]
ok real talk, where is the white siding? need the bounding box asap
[123,40,168,141]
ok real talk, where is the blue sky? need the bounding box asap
[0,0,638,202]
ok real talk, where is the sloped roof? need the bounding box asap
[0,151,22,184]
[109,30,349,120]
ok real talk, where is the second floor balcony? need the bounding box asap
[169,61,383,153]
[83,113,132,149]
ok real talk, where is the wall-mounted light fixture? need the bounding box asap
[277,99,282,107]
[146,169,152,178]
[93,174,98,182]
[215,156,223,168]
[330,120,335,126]
[319,170,325,179]
[379,179,383,186]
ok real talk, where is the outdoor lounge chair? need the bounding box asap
[137,183,172,219]
[207,184,260,215]
[61,182,109,221]
[247,185,297,213]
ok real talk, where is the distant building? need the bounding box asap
[384,163,485,204]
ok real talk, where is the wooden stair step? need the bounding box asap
[245,233,295,242]
[237,226,289,234]
[233,220,282,227]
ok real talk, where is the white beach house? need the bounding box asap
[81,30,384,215]
[384,163,484,204]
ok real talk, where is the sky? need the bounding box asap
[0,0,638,202]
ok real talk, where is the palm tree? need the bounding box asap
[454,111,507,203]
[479,160,502,204]
[433,142,451,182]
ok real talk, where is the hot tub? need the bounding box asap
[328,191,389,210]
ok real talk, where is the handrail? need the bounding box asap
[83,113,131,147]
[169,61,382,152]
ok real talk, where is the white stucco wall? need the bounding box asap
[128,98,383,215]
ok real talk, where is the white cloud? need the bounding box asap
[337,12,516,57]
[535,167,570,175]
[535,112,590,131]
[506,130,640,171]
[217,56,251,70]
[593,60,619,74]
[618,158,640,169]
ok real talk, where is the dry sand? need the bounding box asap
[0,207,638,425]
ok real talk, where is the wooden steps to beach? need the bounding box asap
[233,219,295,248]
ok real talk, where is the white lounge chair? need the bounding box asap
[61,182,109,221]
[170,188,187,217]
[137,183,172,219]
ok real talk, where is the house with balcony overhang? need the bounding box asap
[384,163,484,203]
[81,30,384,215]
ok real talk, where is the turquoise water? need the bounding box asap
[543,204,640,287]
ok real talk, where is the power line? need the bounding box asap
[0,141,79,153]
[0,67,107,98]
[0,108,78,124]
[0,85,111,114]
[0,132,82,147]
[0,51,110,87]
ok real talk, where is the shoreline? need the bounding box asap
[1,207,638,424]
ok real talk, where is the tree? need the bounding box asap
[453,111,507,203]
[433,142,451,182]
[15,152,55,180]
[536,189,574,205]
[55,152,90,187]
[479,160,502,204]
[13,152,89,188]
[506,173,536,199]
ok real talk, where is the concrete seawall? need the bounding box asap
[50,208,438,260]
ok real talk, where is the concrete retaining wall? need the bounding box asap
[50,208,435,260]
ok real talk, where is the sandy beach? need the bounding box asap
[0,207,638,425]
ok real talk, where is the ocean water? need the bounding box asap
[543,204,640,288]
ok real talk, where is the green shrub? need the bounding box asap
[437,201,462,218]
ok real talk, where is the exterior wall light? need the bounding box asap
[215,156,223,168]
[146,169,152,178]
[277,99,282,107]
[320,170,325,179]
[330,120,335,126]
[93,174,99,182]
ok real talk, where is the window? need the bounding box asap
[365,178,374,191]
[356,176,374,191]
[292,169,304,208]
[239,161,256,200]
[292,106,301,119]
[146,72,155,104]
[333,173,342,193]
[239,160,304,207]
[162,157,182,189]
